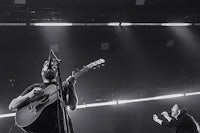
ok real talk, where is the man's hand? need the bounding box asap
[29,87,44,98]
[153,114,159,122]
[66,71,76,86]
[153,114,162,125]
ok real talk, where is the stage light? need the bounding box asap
[77,104,87,109]
[185,92,200,96]
[0,113,16,118]
[86,101,117,108]
[30,23,73,26]
[14,0,26,4]
[101,42,110,50]
[136,0,145,5]
[161,23,192,26]
[121,23,133,26]
[131,23,161,26]
[118,97,155,104]
[86,23,107,26]
[0,91,199,119]
[154,94,185,100]
[107,22,120,26]
[0,22,196,27]
[0,23,26,26]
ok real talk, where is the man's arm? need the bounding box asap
[9,86,43,111]
[153,114,174,128]
[161,111,172,122]
[67,83,78,110]
[9,93,32,111]
[153,114,163,125]
[63,72,78,110]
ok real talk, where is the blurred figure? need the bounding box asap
[153,104,200,133]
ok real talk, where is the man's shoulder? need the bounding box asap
[28,83,43,88]
[20,83,43,96]
[25,83,45,91]
[179,112,192,121]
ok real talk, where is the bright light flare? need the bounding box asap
[0,23,26,26]
[107,22,120,26]
[121,23,133,26]
[31,23,73,26]
[161,23,192,26]
[185,92,200,96]
[1,91,200,119]
[77,104,87,109]
[0,113,16,118]
[118,94,185,104]
[118,97,155,104]
[86,101,117,108]
[154,94,185,100]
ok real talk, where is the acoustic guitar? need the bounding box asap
[15,59,105,131]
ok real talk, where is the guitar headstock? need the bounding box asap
[85,58,105,70]
[73,59,105,78]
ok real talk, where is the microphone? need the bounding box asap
[48,51,52,70]
[50,49,61,63]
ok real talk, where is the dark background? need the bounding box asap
[0,0,200,133]
[0,26,200,133]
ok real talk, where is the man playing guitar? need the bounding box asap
[8,57,78,133]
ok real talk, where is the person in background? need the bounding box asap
[153,104,200,133]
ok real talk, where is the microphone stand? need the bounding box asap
[51,50,71,133]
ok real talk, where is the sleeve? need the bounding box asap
[162,114,192,128]
[20,83,41,96]
[161,119,176,128]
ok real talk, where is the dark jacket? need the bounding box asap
[162,110,199,133]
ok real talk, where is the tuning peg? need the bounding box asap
[74,66,80,72]
[76,68,80,72]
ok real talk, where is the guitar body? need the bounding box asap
[15,84,58,129]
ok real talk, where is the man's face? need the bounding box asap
[171,104,179,117]
[41,60,58,81]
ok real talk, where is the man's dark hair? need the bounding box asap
[176,104,187,113]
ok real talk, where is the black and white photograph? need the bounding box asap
[0,0,200,133]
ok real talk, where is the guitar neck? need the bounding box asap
[66,58,105,82]
[74,67,87,79]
